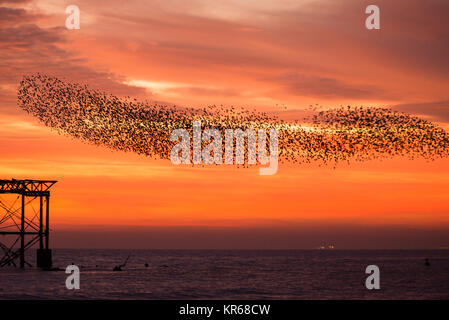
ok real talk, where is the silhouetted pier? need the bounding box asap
[0,179,56,269]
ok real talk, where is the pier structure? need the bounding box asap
[0,179,56,269]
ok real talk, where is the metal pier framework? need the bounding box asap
[0,179,57,269]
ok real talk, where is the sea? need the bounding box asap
[0,249,448,299]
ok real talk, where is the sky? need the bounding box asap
[1,0,449,248]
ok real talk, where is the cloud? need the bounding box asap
[0,0,31,4]
[394,100,449,123]
[0,7,28,26]
[267,73,391,100]
[51,0,448,105]
[0,24,64,49]
[0,3,146,114]
[2,0,449,110]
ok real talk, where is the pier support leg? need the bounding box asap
[20,194,25,268]
[45,195,49,249]
[39,195,43,250]
[36,195,52,269]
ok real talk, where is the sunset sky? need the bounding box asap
[1,0,449,248]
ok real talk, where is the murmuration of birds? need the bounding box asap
[17,74,449,167]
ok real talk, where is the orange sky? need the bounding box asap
[1,0,449,248]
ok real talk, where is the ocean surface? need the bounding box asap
[0,249,448,299]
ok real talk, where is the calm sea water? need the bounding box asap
[0,250,448,299]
